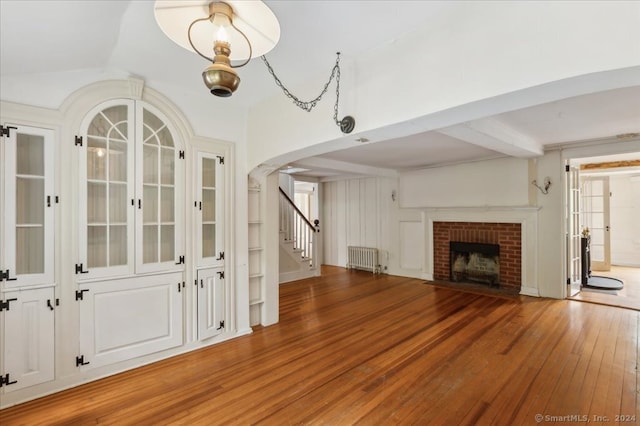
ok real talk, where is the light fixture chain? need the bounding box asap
[261,53,342,114]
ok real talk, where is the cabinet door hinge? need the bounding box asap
[217,271,224,279]
[0,269,17,282]
[0,298,17,312]
[216,320,225,330]
[75,135,83,146]
[75,289,89,301]
[46,195,60,207]
[1,125,17,138]
[565,164,570,172]
[178,282,186,292]
[217,155,224,164]
[75,263,88,274]
[175,255,185,265]
[0,373,17,387]
[46,298,60,310]
[179,150,185,159]
[76,355,90,367]
[216,251,225,261]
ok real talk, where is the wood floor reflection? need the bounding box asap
[1,266,637,424]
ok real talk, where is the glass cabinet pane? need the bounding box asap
[202,189,216,223]
[143,185,158,223]
[202,158,216,187]
[88,226,108,268]
[87,138,107,180]
[88,182,107,223]
[143,145,158,184]
[16,134,44,175]
[202,224,215,258]
[143,225,158,264]
[161,225,175,262]
[109,225,127,266]
[161,148,174,185]
[109,141,127,182]
[109,184,127,223]
[16,177,44,225]
[161,187,174,222]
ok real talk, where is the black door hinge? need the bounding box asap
[565,165,570,172]
[75,263,89,274]
[216,251,225,261]
[217,155,224,165]
[0,298,17,312]
[1,269,17,282]
[175,255,185,265]
[76,355,90,367]
[75,135,83,146]
[46,298,60,310]
[46,195,60,207]
[567,278,571,284]
[1,125,17,138]
[217,271,224,279]
[216,320,225,330]
[179,150,185,159]
[75,289,89,301]
[0,373,17,387]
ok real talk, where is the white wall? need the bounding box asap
[322,177,396,271]
[248,2,640,171]
[610,175,640,267]
[322,154,567,298]
[399,157,530,208]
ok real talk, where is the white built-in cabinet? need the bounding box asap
[0,82,236,408]
[75,100,185,368]
[194,152,227,339]
[1,124,56,392]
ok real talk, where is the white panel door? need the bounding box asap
[581,176,611,271]
[2,287,54,392]
[197,268,226,340]
[78,273,183,369]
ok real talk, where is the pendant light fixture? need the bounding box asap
[154,1,355,133]
[154,0,280,97]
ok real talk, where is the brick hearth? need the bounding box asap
[433,221,522,291]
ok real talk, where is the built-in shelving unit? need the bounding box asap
[248,181,264,326]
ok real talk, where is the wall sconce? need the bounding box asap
[154,1,280,97]
[532,177,552,194]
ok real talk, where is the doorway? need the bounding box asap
[566,153,640,309]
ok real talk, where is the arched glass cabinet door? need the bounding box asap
[78,100,135,279]
[78,100,184,279]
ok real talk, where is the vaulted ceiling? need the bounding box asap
[2,1,639,179]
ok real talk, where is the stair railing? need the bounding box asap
[279,187,319,268]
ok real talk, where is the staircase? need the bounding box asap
[279,187,319,283]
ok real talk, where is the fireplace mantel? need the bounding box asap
[422,206,540,297]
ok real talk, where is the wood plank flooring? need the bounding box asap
[569,266,640,311]
[1,266,638,425]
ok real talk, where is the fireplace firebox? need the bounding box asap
[450,241,500,287]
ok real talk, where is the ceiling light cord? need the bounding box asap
[261,52,355,133]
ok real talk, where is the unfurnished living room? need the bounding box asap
[0,1,639,424]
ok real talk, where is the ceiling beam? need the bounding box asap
[438,117,544,158]
[291,157,398,179]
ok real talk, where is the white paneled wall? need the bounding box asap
[322,177,396,270]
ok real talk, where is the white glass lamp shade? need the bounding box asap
[154,0,280,62]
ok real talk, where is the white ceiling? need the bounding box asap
[1,1,639,179]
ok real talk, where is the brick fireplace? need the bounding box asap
[433,221,522,291]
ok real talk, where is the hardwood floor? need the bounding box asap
[1,266,638,425]
[569,266,640,311]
